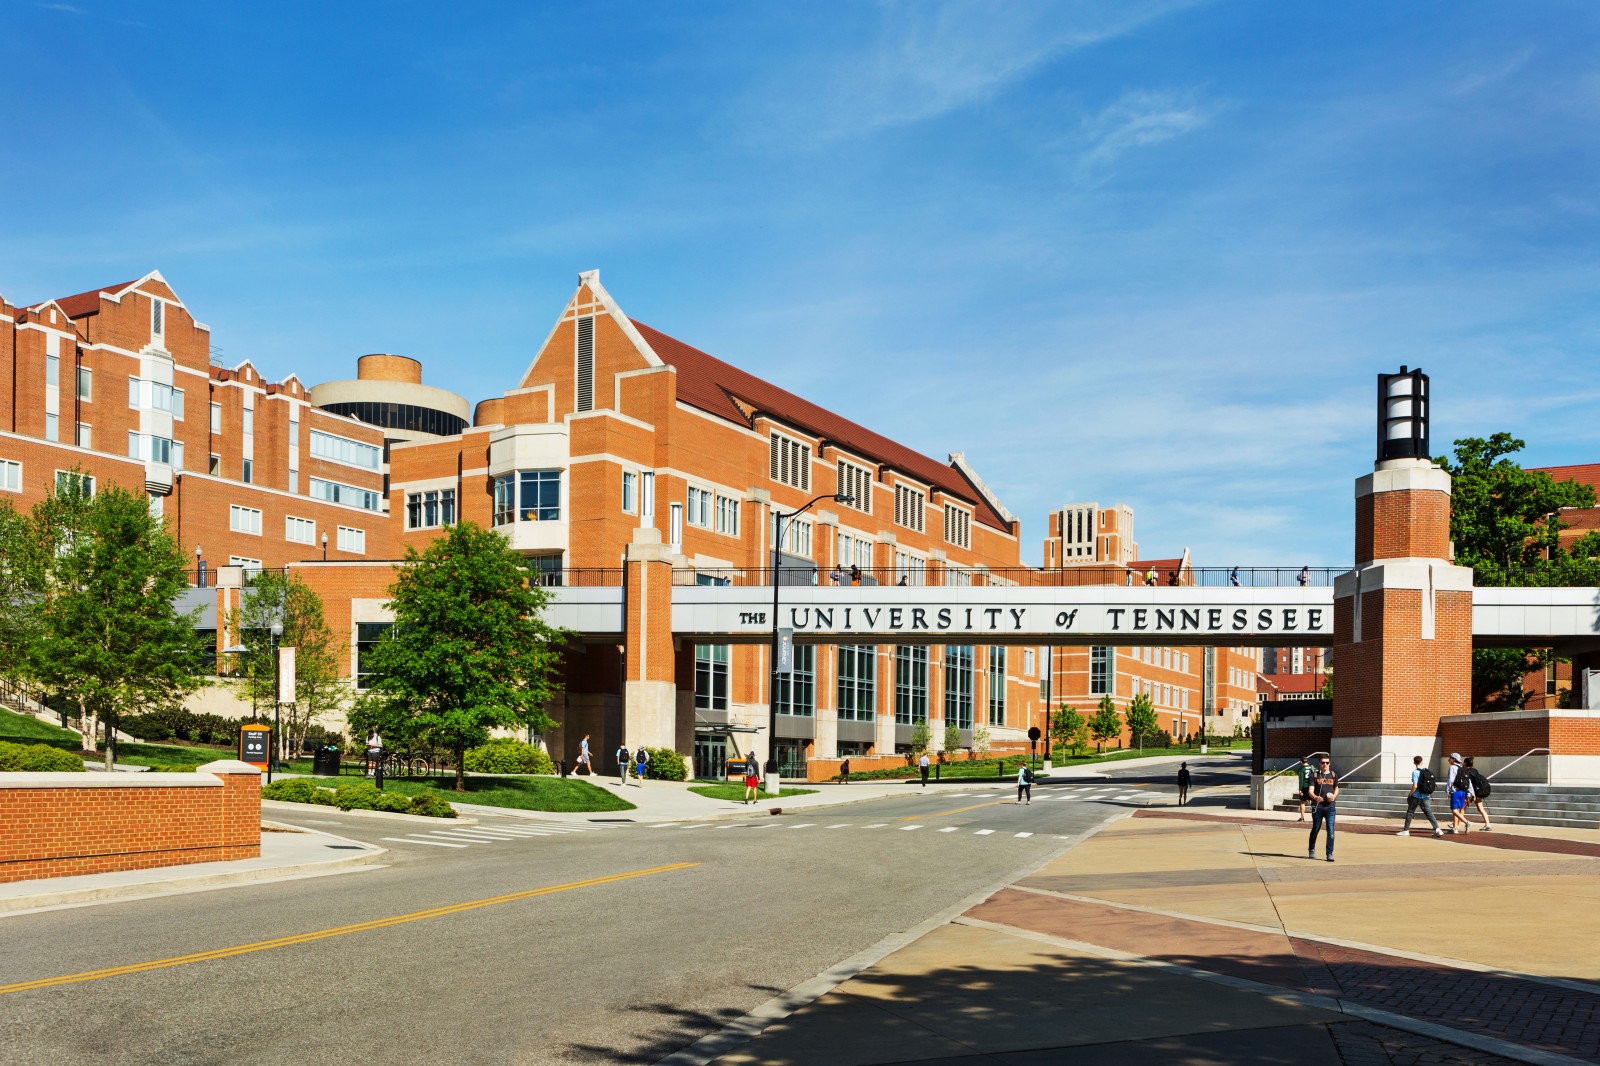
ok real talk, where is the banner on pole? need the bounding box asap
[278,646,297,704]
[776,629,794,675]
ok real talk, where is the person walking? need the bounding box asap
[839,757,850,784]
[1016,761,1032,804]
[1297,566,1311,587]
[365,730,383,778]
[1463,756,1494,831]
[575,734,593,776]
[1306,755,1339,861]
[849,564,861,586]
[1396,754,1443,837]
[1177,762,1191,805]
[919,752,931,787]
[1445,752,1469,834]
[633,744,651,785]
[743,755,762,804]
[1229,567,1241,587]
[1293,757,1312,821]
[1144,567,1158,586]
[830,565,846,586]
[615,741,631,786]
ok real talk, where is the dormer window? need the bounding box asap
[769,432,810,491]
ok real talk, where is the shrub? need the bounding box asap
[464,738,554,776]
[644,746,687,781]
[310,788,337,805]
[376,792,414,813]
[333,781,384,811]
[0,740,86,772]
[261,779,319,803]
[408,792,457,818]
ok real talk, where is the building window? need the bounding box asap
[76,422,91,449]
[492,470,561,525]
[773,643,815,717]
[54,471,94,499]
[777,515,812,557]
[894,484,926,532]
[838,532,873,570]
[44,413,58,442]
[355,622,392,689]
[716,494,740,536]
[525,554,563,586]
[406,489,457,530]
[171,388,184,421]
[687,487,713,529]
[310,429,382,471]
[895,646,929,725]
[621,471,636,514]
[575,315,595,413]
[669,502,683,551]
[76,366,91,401]
[337,526,366,554]
[243,405,253,436]
[988,646,1007,726]
[309,476,381,511]
[129,433,174,465]
[209,454,221,476]
[694,644,730,712]
[230,505,263,535]
[1090,646,1113,695]
[837,460,872,513]
[285,516,315,544]
[210,403,221,435]
[317,401,467,437]
[838,645,877,721]
[945,645,974,731]
[769,432,811,491]
[946,566,972,588]
[640,471,656,523]
[944,505,971,549]
[150,298,163,338]
[242,458,253,484]
[228,555,262,574]
[0,459,20,492]
[1023,648,1036,675]
[893,550,925,586]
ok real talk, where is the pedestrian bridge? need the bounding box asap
[542,584,1600,651]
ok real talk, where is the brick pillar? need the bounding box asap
[200,760,262,860]
[624,527,678,751]
[1332,459,1474,781]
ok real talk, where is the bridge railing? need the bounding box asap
[675,565,1347,590]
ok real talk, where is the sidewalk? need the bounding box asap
[700,805,1600,1066]
[0,824,386,916]
[512,775,920,825]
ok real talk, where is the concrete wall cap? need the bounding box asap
[0,773,222,788]
[198,759,263,775]
[1355,461,1452,499]
[1333,559,1475,597]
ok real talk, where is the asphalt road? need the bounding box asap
[0,753,1247,1066]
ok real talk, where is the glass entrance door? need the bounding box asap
[694,734,728,780]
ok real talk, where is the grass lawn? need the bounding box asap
[689,783,816,802]
[115,740,232,769]
[298,773,636,813]
[0,707,80,744]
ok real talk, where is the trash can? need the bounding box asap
[314,745,340,776]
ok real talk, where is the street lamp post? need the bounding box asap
[321,531,328,561]
[223,620,284,783]
[767,492,853,783]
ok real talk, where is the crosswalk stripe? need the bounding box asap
[863,823,887,829]
[974,829,994,836]
[938,827,959,833]
[383,837,467,848]
[649,824,681,829]
[789,824,816,829]
[899,825,922,831]
[1015,832,1033,838]
[825,824,850,829]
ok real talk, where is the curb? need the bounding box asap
[262,799,478,826]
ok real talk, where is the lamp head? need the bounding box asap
[321,532,328,546]
[833,493,855,505]
[195,545,202,558]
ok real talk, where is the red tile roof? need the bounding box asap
[30,280,138,319]
[631,318,1010,532]
[1258,672,1324,698]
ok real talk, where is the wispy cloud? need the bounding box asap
[1075,88,1211,176]
[34,2,84,13]
[725,0,1201,148]
[1448,45,1535,96]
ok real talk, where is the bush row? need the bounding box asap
[642,746,687,781]
[121,707,345,750]
[0,740,86,772]
[463,739,554,775]
[260,778,455,818]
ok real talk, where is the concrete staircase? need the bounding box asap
[1275,780,1600,830]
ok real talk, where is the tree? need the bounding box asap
[908,720,931,756]
[223,569,343,762]
[972,723,992,759]
[24,482,209,768]
[1088,696,1121,754]
[1436,434,1600,708]
[0,501,37,685]
[1052,705,1088,757]
[356,522,567,790]
[1320,670,1334,701]
[1123,693,1159,753]
[942,720,962,756]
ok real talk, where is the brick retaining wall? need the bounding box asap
[0,760,261,884]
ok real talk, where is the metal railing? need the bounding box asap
[186,565,626,588]
[678,566,1346,590]
[1486,747,1552,786]
[1263,750,1330,780]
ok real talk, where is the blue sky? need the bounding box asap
[4,1,1598,567]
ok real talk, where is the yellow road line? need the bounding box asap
[0,862,697,996]
[900,799,1010,821]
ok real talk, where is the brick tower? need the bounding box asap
[1332,367,1475,780]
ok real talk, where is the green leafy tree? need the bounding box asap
[1123,693,1159,753]
[908,720,931,755]
[356,523,567,790]
[942,720,962,755]
[1437,434,1600,708]
[1052,705,1088,757]
[972,723,992,758]
[0,501,38,684]
[24,482,209,768]
[1088,696,1121,754]
[223,569,343,762]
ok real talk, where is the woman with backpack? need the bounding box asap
[1016,761,1032,805]
[743,754,762,804]
[633,745,650,784]
[1463,756,1494,831]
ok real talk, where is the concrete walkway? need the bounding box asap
[697,806,1600,1066]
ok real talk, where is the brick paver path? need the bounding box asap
[1134,809,1600,858]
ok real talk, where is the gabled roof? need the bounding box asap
[1531,463,1600,495]
[31,280,139,319]
[630,318,1008,532]
[1258,672,1323,698]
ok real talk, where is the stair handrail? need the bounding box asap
[1484,747,1552,787]
[1337,750,1395,781]
[1263,751,1329,780]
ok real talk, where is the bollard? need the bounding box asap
[375,758,384,791]
[935,762,941,782]
[559,759,569,778]
[997,758,1004,781]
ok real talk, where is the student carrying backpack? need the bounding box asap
[1415,765,1437,795]
[1466,765,1491,798]
[633,745,650,782]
